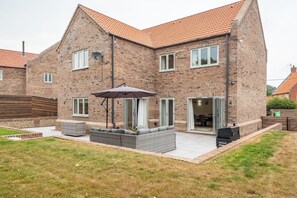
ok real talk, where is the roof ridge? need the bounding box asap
[0,48,37,55]
[143,0,243,31]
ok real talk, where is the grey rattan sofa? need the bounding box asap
[90,126,176,153]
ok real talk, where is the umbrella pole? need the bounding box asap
[106,98,109,128]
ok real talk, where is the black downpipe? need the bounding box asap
[225,34,230,127]
[111,35,115,128]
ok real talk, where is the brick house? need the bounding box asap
[26,42,59,98]
[0,48,36,95]
[54,0,266,135]
[273,66,297,100]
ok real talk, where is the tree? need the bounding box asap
[267,85,276,96]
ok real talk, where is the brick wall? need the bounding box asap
[235,0,267,124]
[26,42,59,98]
[57,8,113,123]
[0,67,26,95]
[56,1,266,133]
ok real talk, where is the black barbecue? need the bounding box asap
[216,126,240,148]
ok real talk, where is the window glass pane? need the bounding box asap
[191,50,199,66]
[74,99,78,114]
[84,99,89,115]
[79,99,83,114]
[161,100,167,126]
[210,46,218,64]
[160,56,167,70]
[49,73,52,82]
[168,54,174,69]
[74,53,79,69]
[84,50,88,67]
[201,48,208,65]
[79,51,84,68]
[44,73,47,82]
[168,100,174,125]
[0,70,2,80]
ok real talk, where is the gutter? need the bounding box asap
[225,34,230,126]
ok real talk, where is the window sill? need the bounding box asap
[72,67,89,71]
[190,64,219,69]
[159,69,176,73]
[72,115,89,118]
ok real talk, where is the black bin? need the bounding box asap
[216,126,240,148]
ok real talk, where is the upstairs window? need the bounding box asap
[73,98,89,117]
[160,53,175,71]
[0,70,2,81]
[72,49,88,70]
[44,72,52,83]
[191,45,219,68]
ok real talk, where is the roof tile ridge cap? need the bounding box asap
[0,48,37,55]
[142,0,243,31]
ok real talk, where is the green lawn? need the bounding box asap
[0,127,27,136]
[0,131,296,197]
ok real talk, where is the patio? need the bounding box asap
[22,126,216,160]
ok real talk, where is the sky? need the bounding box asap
[0,0,296,87]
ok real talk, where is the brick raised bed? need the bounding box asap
[3,132,43,140]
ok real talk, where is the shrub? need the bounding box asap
[267,97,297,112]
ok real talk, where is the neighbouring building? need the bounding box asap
[273,66,297,100]
[26,42,59,98]
[0,48,36,95]
[50,0,266,135]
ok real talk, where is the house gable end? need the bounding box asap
[57,5,109,52]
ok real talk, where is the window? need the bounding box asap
[44,73,52,83]
[160,54,175,71]
[0,70,2,81]
[72,49,88,70]
[160,98,175,126]
[191,45,219,67]
[73,98,89,117]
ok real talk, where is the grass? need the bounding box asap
[0,127,27,136]
[0,131,296,197]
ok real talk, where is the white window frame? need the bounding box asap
[0,70,2,81]
[44,72,52,83]
[73,98,89,117]
[190,45,219,68]
[159,98,175,126]
[72,49,89,70]
[159,53,175,72]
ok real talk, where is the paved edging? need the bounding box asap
[192,123,282,164]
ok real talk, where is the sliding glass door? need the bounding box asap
[124,98,148,129]
[160,98,174,126]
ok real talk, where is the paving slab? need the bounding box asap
[22,126,217,160]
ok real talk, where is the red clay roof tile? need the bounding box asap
[80,0,244,48]
[274,71,297,95]
[0,49,37,68]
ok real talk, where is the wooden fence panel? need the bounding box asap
[0,95,57,119]
[261,116,288,130]
[288,118,297,131]
[32,96,57,117]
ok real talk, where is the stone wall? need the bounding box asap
[0,67,26,95]
[26,42,59,98]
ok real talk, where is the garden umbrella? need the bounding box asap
[92,86,157,98]
[91,85,157,128]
